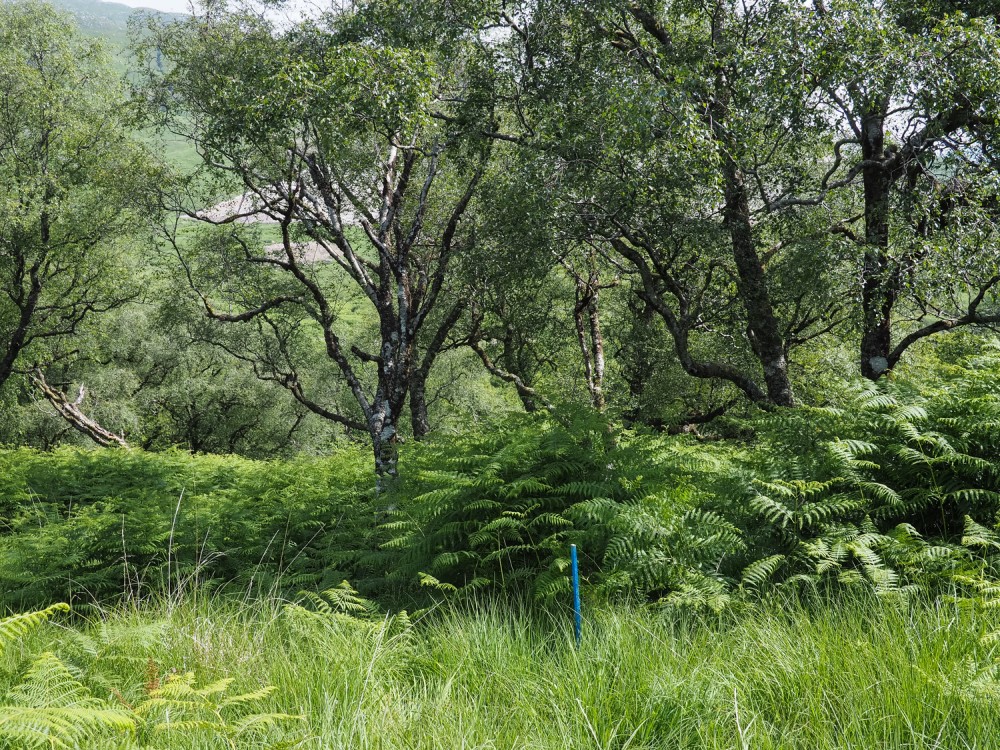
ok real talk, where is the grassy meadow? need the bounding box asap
[4,592,1000,749]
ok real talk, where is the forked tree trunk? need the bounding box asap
[710,2,795,406]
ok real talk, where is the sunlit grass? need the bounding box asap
[8,592,1000,749]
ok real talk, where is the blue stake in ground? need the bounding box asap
[570,544,582,648]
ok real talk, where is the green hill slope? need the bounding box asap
[2,0,186,51]
[51,0,184,35]
[3,0,198,171]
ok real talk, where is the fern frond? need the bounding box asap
[741,555,786,591]
[0,603,69,656]
[963,517,1000,550]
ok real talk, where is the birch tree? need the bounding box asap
[145,7,488,479]
[0,1,152,395]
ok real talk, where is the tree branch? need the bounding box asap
[31,370,129,448]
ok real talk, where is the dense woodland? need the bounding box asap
[3,0,1000,746]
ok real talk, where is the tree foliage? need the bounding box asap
[0,1,156,393]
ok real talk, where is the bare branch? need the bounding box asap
[32,370,129,448]
[468,339,554,411]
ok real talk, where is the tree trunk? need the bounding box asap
[621,296,656,426]
[0,260,43,393]
[31,370,129,448]
[371,397,401,489]
[588,287,606,410]
[409,368,431,438]
[572,272,607,411]
[859,107,895,380]
[722,158,796,406]
[408,299,467,439]
[500,323,540,412]
[374,317,408,483]
[712,3,794,407]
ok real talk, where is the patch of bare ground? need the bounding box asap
[198,193,281,224]
[264,241,332,263]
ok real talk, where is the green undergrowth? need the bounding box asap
[4,343,1000,614]
[0,447,374,609]
[4,592,1000,748]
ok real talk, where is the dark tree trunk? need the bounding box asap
[408,299,467,439]
[409,369,431,438]
[572,269,607,411]
[621,296,656,426]
[0,329,26,392]
[707,2,794,406]
[721,158,795,406]
[859,107,896,380]
[500,323,540,412]
[0,240,44,393]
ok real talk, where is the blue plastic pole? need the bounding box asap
[570,543,582,648]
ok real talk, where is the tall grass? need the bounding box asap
[8,592,1000,749]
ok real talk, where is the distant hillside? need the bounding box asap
[2,0,187,46]
[54,0,172,32]
[3,0,201,173]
